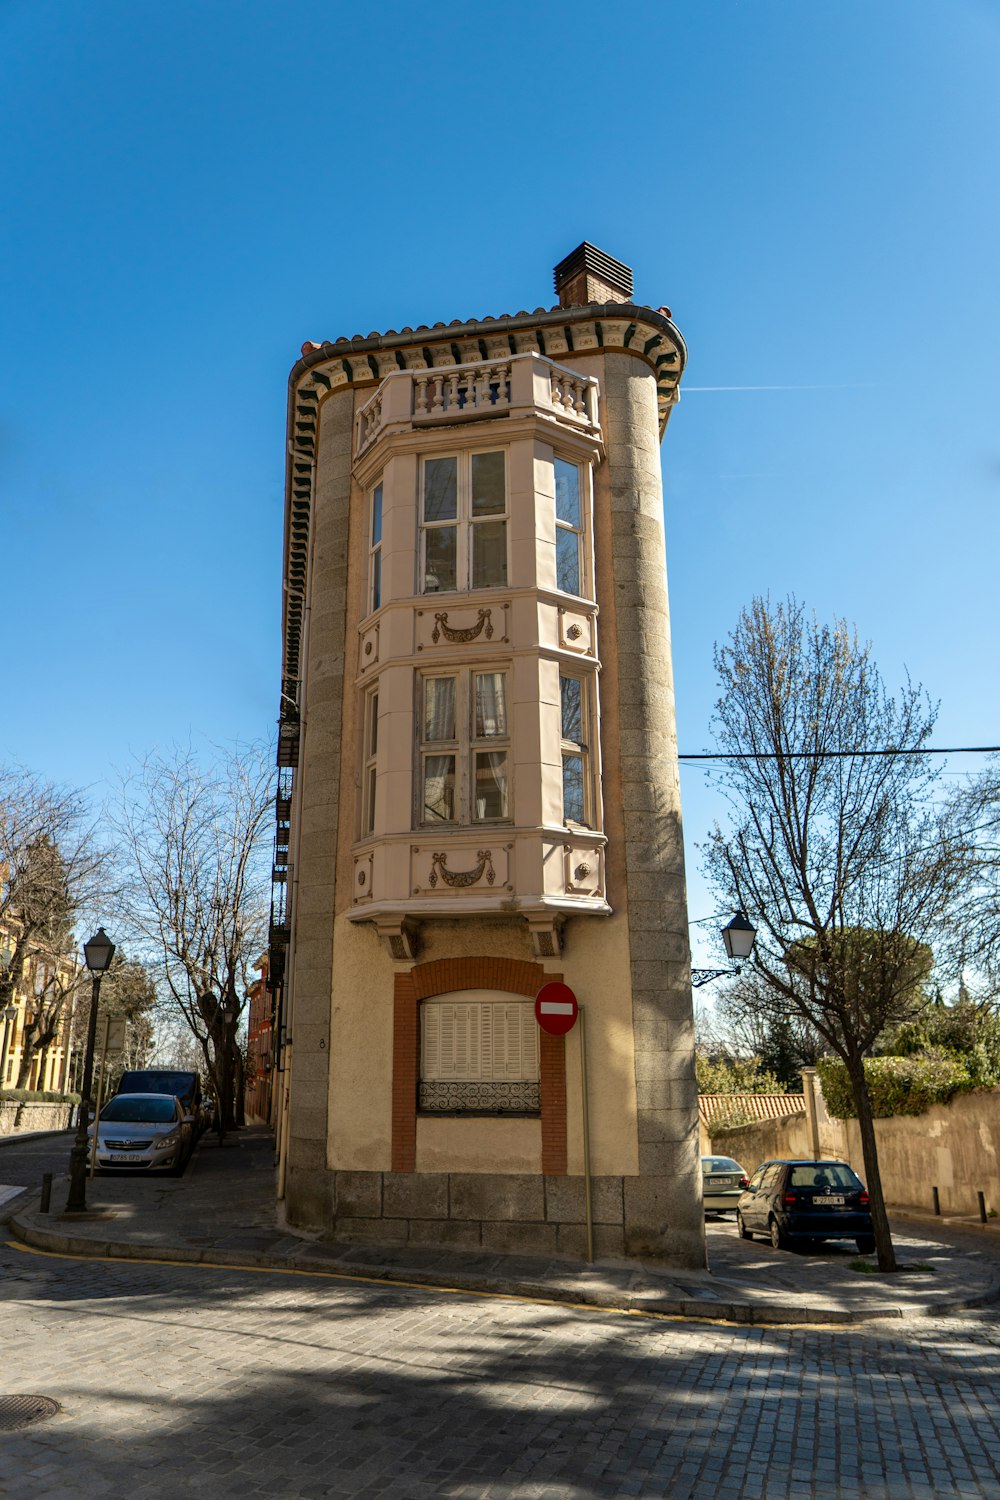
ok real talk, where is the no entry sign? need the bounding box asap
[534,981,579,1036]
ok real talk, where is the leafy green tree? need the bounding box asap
[695,1052,786,1096]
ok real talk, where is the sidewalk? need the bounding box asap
[6,1126,1000,1326]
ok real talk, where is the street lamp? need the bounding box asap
[721,911,757,962]
[692,910,757,988]
[65,927,116,1212]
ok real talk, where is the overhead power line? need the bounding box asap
[679,746,1000,762]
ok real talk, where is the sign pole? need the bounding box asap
[578,1003,594,1263]
[534,982,591,1262]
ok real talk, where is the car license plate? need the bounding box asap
[708,1176,737,1185]
[110,1153,139,1162]
[814,1195,845,1205]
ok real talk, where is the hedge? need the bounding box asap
[816,1053,971,1119]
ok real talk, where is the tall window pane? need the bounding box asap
[364,690,378,834]
[475,673,507,737]
[424,677,456,741]
[560,673,588,827]
[560,675,582,742]
[474,753,508,820]
[556,526,580,595]
[554,459,580,526]
[424,458,458,521]
[562,754,585,825]
[423,756,455,823]
[471,452,505,514]
[424,527,457,592]
[555,458,583,595]
[369,482,383,612]
[472,519,507,588]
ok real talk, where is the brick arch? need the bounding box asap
[392,958,567,1175]
[410,955,547,1000]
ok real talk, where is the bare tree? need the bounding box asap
[0,768,112,1090]
[703,597,972,1271]
[713,972,826,1088]
[113,744,273,1135]
[948,760,1000,995]
[67,950,158,1094]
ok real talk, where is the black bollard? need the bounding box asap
[978,1190,988,1225]
[932,1186,940,1215]
[40,1173,52,1214]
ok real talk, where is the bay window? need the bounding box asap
[419,669,510,826]
[421,450,507,593]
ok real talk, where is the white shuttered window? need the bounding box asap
[422,1000,538,1082]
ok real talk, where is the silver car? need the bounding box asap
[89,1092,193,1174]
[701,1154,749,1214]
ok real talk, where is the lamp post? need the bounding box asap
[65,927,116,1212]
[692,910,757,988]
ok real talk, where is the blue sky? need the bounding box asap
[3,0,998,970]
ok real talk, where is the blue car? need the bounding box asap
[736,1158,876,1253]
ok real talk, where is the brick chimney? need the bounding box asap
[554,242,633,309]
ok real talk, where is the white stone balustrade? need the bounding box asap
[414,363,512,421]
[355,387,384,457]
[354,354,600,460]
[549,368,597,425]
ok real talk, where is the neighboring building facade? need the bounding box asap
[0,923,78,1095]
[244,955,275,1123]
[272,245,703,1266]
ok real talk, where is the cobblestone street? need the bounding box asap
[2,1238,1000,1499]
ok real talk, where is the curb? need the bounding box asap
[0,1129,75,1149]
[11,1207,997,1326]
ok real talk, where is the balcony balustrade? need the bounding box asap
[355,353,599,460]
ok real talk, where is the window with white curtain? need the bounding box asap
[419,669,510,826]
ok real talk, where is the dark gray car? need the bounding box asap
[736,1158,876,1253]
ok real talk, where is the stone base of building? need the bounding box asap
[284,1169,703,1266]
[331,1169,626,1257]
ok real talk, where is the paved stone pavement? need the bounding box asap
[2,1234,1000,1499]
[6,1128,1000,1325]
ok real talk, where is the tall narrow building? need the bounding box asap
[272,245,704,1266]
